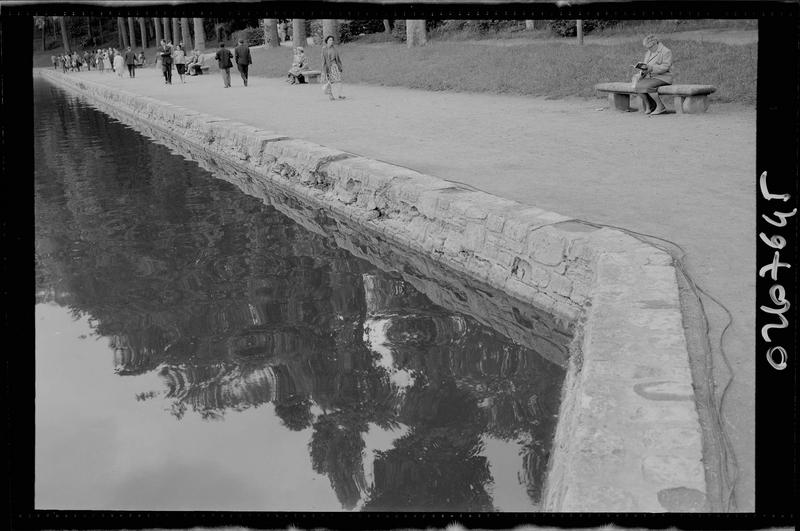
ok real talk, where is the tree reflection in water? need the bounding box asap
[34,80,567,512]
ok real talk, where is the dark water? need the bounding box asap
[34,78,567,511]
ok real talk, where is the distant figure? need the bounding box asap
[234,38,252,87]
[633,34,673,115]
[186,49,203,76]
[158,39,174,84]
[215,42,233,88]
[124,46,137,77]
[51,55,57,69]
[136,50,146,67]
[102,51,112,72]
[113,48,125,77]
[83,51,91,70]
[321,35,344,101]
[287,46,307,84]
[173,44,187,83]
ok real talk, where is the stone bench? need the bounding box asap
[302,70,322,83]
[595,82,717,114]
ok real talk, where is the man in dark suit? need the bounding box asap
[158,39,173,84]
[234,38,253,87]
[123,46,137,78]
[214,42,234,88]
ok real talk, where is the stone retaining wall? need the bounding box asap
[38,69,708,512]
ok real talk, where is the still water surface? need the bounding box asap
[34,78,567,511]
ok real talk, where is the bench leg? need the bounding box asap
[682,95,710,114]
[674,96,684,114]
[608,93,631,112]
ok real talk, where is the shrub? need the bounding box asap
[309,20,324,44]
[547,19,620,37]
[391,20,406,42]
[339,19,386,43]
[237,26,265,46]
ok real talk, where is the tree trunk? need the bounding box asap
[172,18,180,46]
[263,19,280,47]
[292,18,306,48]
[86,17,93,43]
[181,17,193,51]
[97,18,104,44]
[128,17,137,48]
[322,19,338,44]
[154,17,163,44]
[41,24,46,51]
[383,19,393,33]
[118,17,129,47]
[576,19,584,45]
[525,20,535,30]
[139,18,148,48]
[193,18,205,51]
[406,19,427,47]
[60,17,71,53]
[163,17,171,43]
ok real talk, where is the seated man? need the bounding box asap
[186,50,204,75]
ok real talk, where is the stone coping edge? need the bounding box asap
[37,69,708,512]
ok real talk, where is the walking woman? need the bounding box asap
[634,34,673,115]
[173,44,187,83]
[321,35,345,101]
[102,51,112,72]
[113,48,125,78]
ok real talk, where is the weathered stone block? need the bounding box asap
[463,223,487,250]
[486,213,506,233]
[532,234,566,266]
[548,273,574,298]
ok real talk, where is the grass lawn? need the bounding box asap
[246,39,756,104]
[33,27,757,105]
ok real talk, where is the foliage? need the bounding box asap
[547,19,620,37]
[430,19,526,38]
[391,19,406,42]
[339,19,386,43]
[237,26,264,46]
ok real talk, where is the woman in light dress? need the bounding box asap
[102,50,112,72]
[113,48,125,77]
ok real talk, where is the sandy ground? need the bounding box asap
[50,68,756,511]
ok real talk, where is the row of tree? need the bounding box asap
[258,19,428,48]
[36,16,435,53]
[34,16,207,54]
[35,16,591,54]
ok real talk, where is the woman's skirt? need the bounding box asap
[176,63,186,75]
[327,63,342,83]
[635,77,669,93]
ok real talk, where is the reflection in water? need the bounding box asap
[34,78,567,511]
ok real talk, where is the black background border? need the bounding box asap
[3,1,797,528]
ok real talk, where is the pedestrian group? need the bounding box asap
[54,34,347,101]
